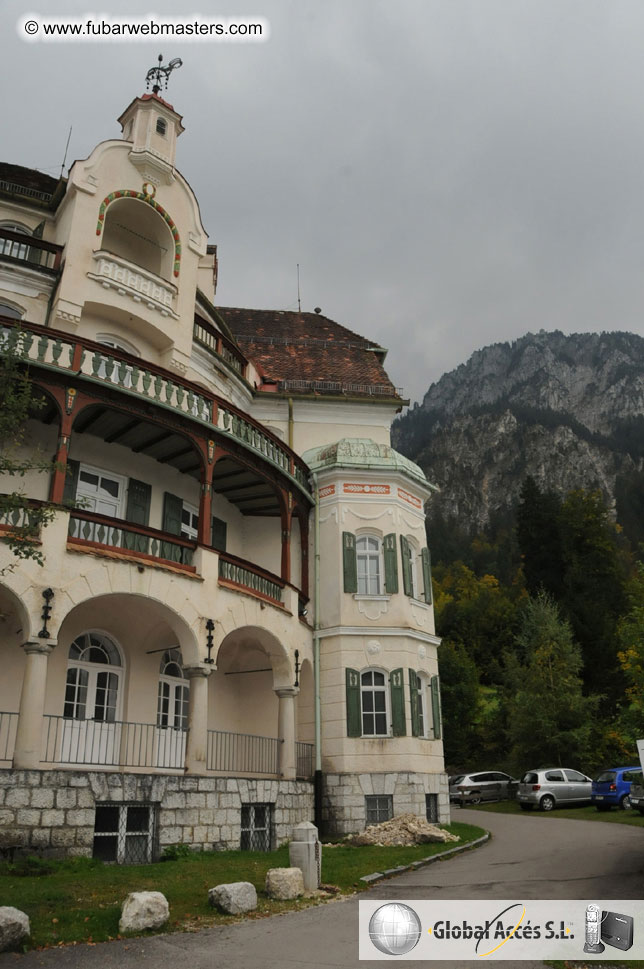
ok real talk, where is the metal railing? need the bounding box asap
[0,318,312,501]
[218,552,284,604]
[0,228,63,272]
[296,741,314,779]
[68,510,196,568]
[42,715,188,769]
[0,712,18,763]
[207,729,282,775]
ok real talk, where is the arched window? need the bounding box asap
[0,221,32,261]
[64,632,122,723]
[0,300,24,320]
[356,535,382,595]
[157,649,189,730]
[360,669,388,736]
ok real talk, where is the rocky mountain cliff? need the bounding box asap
[392,330,644,535]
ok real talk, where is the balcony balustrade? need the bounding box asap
[295,741,314,780]
[0,228,63,273]
[68,509,196,569]
[218,551,285,605]
[207,729,282,776]
[0,318,312,500]
[193,315,247,376]
[0,712,18,763]
[88,250,177,319]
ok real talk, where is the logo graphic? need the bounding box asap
[369,903,422,955]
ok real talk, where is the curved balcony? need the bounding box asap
[88,250,178,320]
[0,316,313,500]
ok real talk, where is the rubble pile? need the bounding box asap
[346,813,460,847]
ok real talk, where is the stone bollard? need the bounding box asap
[288,820,321,892]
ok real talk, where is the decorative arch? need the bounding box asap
[96,189,181,277]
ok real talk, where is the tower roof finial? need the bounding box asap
[145,54,183,95]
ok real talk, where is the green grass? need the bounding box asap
[0,822,484,950]
[463,799,644,825]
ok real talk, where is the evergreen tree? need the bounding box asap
[437,640,481,769]
[516,476,564,596]
[558,489,628,700]
[505,593,598,771]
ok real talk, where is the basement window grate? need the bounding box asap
[240,803,272,851]
[93,802,156,864]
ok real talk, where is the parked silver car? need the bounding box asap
[449,771,518,805]
[517,767,592,811]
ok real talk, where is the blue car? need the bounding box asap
[591,766,642,811]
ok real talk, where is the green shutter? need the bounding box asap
[431,675,442,739]
[63,459,80,505]
[342,532,357,593]
[421,547,433,604]
[162,492,183,534]
[400,535,412,596]
[390,668,406,736]
[126,479,151,525]
[409,668,421,737]
[383,533,399,594]
[161,492,183,562]
[125,478,151,553]
[346,668,361,737]
[211,516,227,552]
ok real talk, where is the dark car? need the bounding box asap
[449,771,518,805]
[591,766,642,810]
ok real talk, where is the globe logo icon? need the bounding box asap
[368,903,422,955]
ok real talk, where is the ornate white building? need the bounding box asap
[0,74,447,861]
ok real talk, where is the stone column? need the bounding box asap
[13,640,55,770]
[275,686,298,780]
[184,665,212,775]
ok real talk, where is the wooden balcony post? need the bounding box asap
[298,507,310,599]
[197,443,223,546]
[13,641,55,769]
[280,493,293,584]
[49,405,75,505]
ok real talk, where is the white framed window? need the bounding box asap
[180,502,199,542]
[360,669,389,736]
[416,673,426,737]
[157,649,189,731]
[0,221,32,261]
[0,300,24,320]
[356,534,382,595]
[76,464,126,519]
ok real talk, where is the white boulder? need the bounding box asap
[208,881,257,914]
[265,867,304,900]
[0,907,30,952]
[119,891,169,933]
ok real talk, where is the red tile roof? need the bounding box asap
[217,307,401,400]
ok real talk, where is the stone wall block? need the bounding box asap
[66,809,95,827]
[5,790,30,809]
[30,789,55,809]
[16,809,41,827]
[41,809,65,827]
[88,775,110,800]
[55,789,77,809]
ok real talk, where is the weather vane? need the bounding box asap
[145,54,183,95]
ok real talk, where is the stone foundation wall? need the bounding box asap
[0,769,314,858]
[322,771,450,837]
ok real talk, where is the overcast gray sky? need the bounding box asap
[4,0,644,404]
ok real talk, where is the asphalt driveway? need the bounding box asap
[2,808,644,969]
